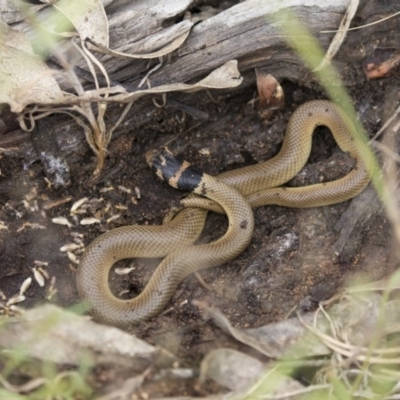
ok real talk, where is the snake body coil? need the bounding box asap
[76,100,371,327]
[76,149,254,327]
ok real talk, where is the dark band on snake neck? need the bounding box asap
[147,149,203,192]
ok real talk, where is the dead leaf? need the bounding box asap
[255,70,284,120]
[363,50,400,79]
[52,0,109,46]
[0,37,64,112]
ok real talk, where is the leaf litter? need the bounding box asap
[0,0,242,177]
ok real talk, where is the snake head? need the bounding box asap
[145,148,203,192]
[146,148,179,182]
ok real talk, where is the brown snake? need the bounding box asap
[76,100,371,328]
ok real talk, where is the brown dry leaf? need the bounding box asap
[255,69,284,120]
[0,22,64,113]
[363,50,400,79]
[52,0,109,46]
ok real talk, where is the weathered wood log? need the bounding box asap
[102,0,400,87]
[1,0,399,165]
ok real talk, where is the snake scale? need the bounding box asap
[76,100,371,328]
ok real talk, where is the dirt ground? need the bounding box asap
[0,75,398,395]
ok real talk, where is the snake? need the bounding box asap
[76,100,371,328]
